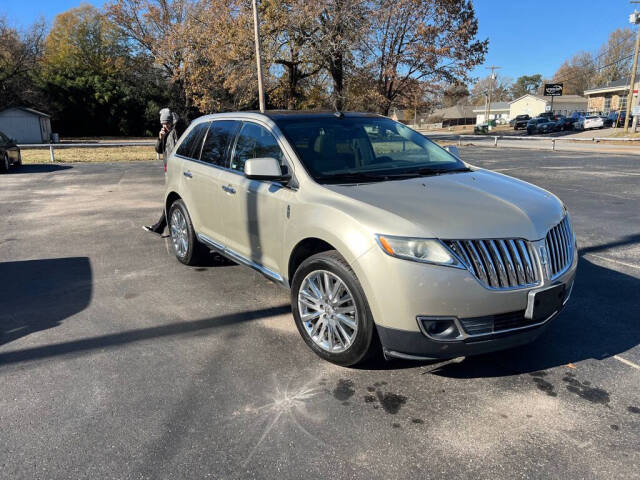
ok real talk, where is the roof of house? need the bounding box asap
[428,105,475,119]
[583,79,636,95]
[0,106,51,118]
[472,102,510,113]
[509,94,587,104]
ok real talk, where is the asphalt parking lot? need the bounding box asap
[1,148,639,479]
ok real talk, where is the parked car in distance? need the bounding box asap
[554,116,577,131]
[603,111,626,128]
[474,123,489,135]
[512,114,531,130]
[527,117,556,135]
[0,130,21,172]
[574,115,604,130]
[162,111,577,366]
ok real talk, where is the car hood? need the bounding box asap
[323,169,564,240]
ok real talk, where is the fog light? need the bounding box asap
[418,317,462,341]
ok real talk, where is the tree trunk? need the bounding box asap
[286,64,297,110]
[329,53,344,110]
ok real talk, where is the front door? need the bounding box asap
[218,121,294,275]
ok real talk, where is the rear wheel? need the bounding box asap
[168,199,208,266]
[291,250,377,366]
[1,154,9,173]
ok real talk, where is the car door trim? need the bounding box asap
[196,232,288,287]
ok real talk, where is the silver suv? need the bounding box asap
[164,112,577,366]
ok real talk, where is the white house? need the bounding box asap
[0,107,52,143]
[473,102,510,124]
[509,94,587,118]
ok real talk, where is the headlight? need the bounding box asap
[375,235,462,267]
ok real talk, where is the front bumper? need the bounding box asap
[351,240,578,360]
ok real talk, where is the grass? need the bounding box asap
[22,146,158,164]
[605,130,640,139]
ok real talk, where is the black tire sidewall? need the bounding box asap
[168,199,200,266]
[291,251,375,366]
[2,155,8,172]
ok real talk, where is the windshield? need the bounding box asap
[275,116,466,183]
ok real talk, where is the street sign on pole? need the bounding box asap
[543,83,563,96]
[632,105,640,116]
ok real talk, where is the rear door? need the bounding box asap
[217,121,295,276]
[190,120,241,243]
[174,122,210,232]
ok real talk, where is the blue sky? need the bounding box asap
[2,0,638,83]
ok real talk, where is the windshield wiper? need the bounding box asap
[315,171,420,183]
[415,166,471,176]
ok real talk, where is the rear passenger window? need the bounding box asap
[176,122,209,159]
[200,120,240,166]
[230,122,284,172]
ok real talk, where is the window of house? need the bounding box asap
[619,94,628,112]
[604,95,612,112]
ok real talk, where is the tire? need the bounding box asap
[16,151,22,167]
[1,154,9,173]
[291,250,378,366]
[167,199,208,266]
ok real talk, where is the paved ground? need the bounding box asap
[1,151,639,479]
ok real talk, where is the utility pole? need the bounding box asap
[624,3,640,132]
[485,66,501,129]
[252,0,265,113]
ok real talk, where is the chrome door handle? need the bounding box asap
[183,171,193,178]
[222,185,236,194]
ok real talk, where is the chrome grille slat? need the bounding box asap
[496,240,517,287]
[506,239,526,285]
[488,240,509,287]
[544,216,574,278]
[444,237,541,290]
[477,240,500,288]
[517,239,536,284]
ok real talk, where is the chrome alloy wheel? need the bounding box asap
[298,270,358,353]
[170,209,188,258]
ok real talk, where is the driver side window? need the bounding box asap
[230,122,284,172]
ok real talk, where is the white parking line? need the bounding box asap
[586,253,640,271]
[614,355,640,370]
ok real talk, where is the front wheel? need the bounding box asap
[291,250,378,366]
[1,154,9,173]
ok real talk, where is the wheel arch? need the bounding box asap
[288,237,336,287]
[165,191,182,216]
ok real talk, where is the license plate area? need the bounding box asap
[524,284,566,322]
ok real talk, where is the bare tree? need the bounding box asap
[0,16,46,109]
[363,0,487,115]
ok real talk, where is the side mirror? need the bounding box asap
[244,157,290,182]
[444,145,460,158]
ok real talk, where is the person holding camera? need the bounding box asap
[143,108,184,235]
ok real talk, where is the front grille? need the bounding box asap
[459,310,539,336]
[545,216,574,278]
[444,238,540,290]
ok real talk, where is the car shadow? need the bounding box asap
[428,254,640,378]
[0,257,92,347]
[9,164,72,174]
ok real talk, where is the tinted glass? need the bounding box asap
[176,122,209,159]
[276,116,465,183]
[200,120,239,166]
[230,123,284,172]
[0,132,7,144]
